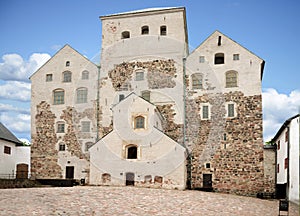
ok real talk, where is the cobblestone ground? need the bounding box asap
[0,186,298,216]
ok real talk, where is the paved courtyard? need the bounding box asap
[0,186,298,216]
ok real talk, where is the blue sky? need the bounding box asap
[0,0,299,142]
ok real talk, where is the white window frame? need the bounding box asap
[81,121,90,132]
[225,102,237,118]
[200,103,211,120]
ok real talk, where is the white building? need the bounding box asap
[0,122,30,179]
[272,114,299,204]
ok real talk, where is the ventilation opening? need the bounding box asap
[218,36,222,46]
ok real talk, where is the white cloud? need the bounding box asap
[0,81,31,101]
[262,88,300,141]
[0,103,30,114]
[0,53,50,82]
[0,112,30,133]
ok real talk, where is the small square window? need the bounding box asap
[46,74,53,82]
[135,72,144,81]
[206,163,211,168]
[119,94,125,102]
[199,56,205,63]
[4,146,11,155]
[59,144,65,151]
[57,123,65,133]
[233,54,239,61]
[81,121,90,132]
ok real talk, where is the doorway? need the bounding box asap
[203,174,212,189]
[126,172,135,186]
[66,166,74,179]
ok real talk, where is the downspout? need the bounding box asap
[286,126,290,200]
[96,65,101,141]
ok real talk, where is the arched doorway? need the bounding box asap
[126,172,135,186]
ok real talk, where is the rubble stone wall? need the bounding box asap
[188,91,267,196]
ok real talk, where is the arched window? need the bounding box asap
[82,70,89,80]
[76,87,88,103]
[134,116,145,129]
[214,53,224,64]
[141,26,149,35]
[121,31,130,39]
[160,26,167,36]
[59,143,66,151]
[191,73,203,89]
[127,145,137,159]
[53,89,65,105]
[66,61,70,67]
[63,71,72,82]
[225,71,238,87]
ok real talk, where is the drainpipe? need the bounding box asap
[286,126,290,201]
[96,65,101,141]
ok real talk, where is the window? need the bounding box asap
[66,61,70,67]
[199,56,205,63]
[135,71,144,81]
[202,105,209,119]
[228,103,235,117]
[206,163,211,169]
[59,143,65,151]
[134,116,145,129]
[277,140,280,150]
[285,131,288,142]
[141,26,149,35]
[82,70,89,80]
[119,94,125,102]
[214,53,224,64]
[277,164,280,173]
[85,142,93,152]
[160,26,167,36]
[57,122,65,133]
[284,158,288,169]
[226,71,238,87]
[127,146,137,159]
[46,74,53,82]
[81,121,90,132]
[4,146,11,155]
[121,31,130,39]
[192,73,203,89]
[218,36,222,46]
[76,88,88,103]
[53,89,65,105]
[142,90,150,102]
[119,82,130,91]
[233,54,239,61]
[63,71,72,82]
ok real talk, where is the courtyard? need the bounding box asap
[0,186,298,215]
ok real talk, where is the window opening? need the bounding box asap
[202,105,209,119]
[228,104,235,117]
[218,36,222,46]
[121,31,130,39]
[142,90,150,102]
[127,146,137,159]
[199,56,205,63]
[134,116,145,129]
[135,71,144,81]
[119,94,125,102]
[57,122,65,133]
[192,73,203,89]
[66,61,70,67]
[226,71,238,87]
[63,71,72,82]
[76,88,88,103]
[59,143,65,151]
[82,70,89,80]
[214,53,224,64]
[4,146,11,154]
[141,26,149,35]
[81,121,90,132]
[53,89,65,105]
[160,26,167,36]
[46,74,53,82]
[233,54,239,61]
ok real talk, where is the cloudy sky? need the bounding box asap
[0,0,299,143]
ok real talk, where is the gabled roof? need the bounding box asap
[189,30,265,79]
[29,44,98,80]
[0,122,23,145]
[271,114,300,142]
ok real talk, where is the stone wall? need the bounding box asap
[31,101,62,179]
[108,59,177,91]
[188,91,266,196]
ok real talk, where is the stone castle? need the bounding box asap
[30,7,275,196]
